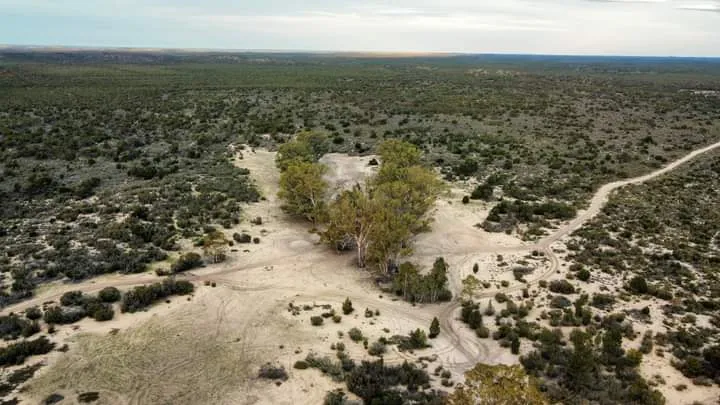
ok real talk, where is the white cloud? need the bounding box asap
[0,0,718,55]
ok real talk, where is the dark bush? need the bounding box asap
[348,328,363,342]
[233,233,252,244]
[171,252,203,273]
[0,315,38,340]
[628,276,649,295]
[90,304,114,321]
[258,363,289,381]
[549,280,575,294]
[60,291,85,307]
[25,307,42,321]
[43,306,85,325]
[342,298,354,315]
[0,336,55,366]
[98,287,121,303]
[294,360,309,370]
[121,279,194,313]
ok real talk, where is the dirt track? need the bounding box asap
[8,140,720,404]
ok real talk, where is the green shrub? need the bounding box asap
[171,252,203,273]
[368,341,386,356]
[294,360,309,370]
[311,316,324,326]
[348,328,363,342]
[342,298,354,315]
[121,279,194,313]
[0,336,55,366]
[549,280,575,294]
[98,287,121,303]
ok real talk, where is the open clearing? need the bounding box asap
[7,140,720,405]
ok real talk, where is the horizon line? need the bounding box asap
[1,43,720,59]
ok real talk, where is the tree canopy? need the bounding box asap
[448,363,548,405]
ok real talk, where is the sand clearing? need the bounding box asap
[8,140,720,404]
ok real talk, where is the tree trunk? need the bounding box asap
[356,242,366,268]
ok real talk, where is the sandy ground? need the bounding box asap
[6,140,720,404]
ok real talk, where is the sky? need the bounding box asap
[0,0,719,56]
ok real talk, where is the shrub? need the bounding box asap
[121,279,194,313]
[258,363,289,381]
[333,315,342,323]
[511,336,521,354]
[549,280,575,294]
[233,233,252,243]
[577,269,591,282]
[348,328,363,342]
[43,306,85,325]
[60,291,85,307]
[342,298,354,315]
[628,276,649,294]
[311,316,324,326]
[98,287,121,303]
[429,317,440,338]
[368,341,386,356]
[324,389,348,405]
[253,237,261,244]
[305,353,346,382]
[550,296,572,309]
[171,252,203,273]
[0,315,39,339]
[476,326,490,338]
[462,196,470,204]
[90,304,114,321]
[0,336,55,366]
[24,307,42,321]
[294,360,309,370]
[591,294,616,310]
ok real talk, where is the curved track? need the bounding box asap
[429,139,720,369]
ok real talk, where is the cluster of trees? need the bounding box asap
[0,314,40,340]
[484,200,577,233]
[448,363,548,405]
[392,258,452,303]
[277,136,443,274]
[276,131,330,225]
[0,336,55,366]
[672,341,720,383]
[307,355,445,405]
[44,287,121,324]
[121,279,194,313]
[519,323,664,404]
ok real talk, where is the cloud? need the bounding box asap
[0,0,718,56]
[675,1,720,11]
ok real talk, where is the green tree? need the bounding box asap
[628,275,649,294]
[278,161,329,224]
[448,363,548,405]
[602,327,625,365]
[511,336,520,354]
[429,317,440,338]
[276,131,329,171]
[342,298,354,315]
[202,230,228,264]
[377,139,422,172]
[322,186,378,268]
[567,329,596,388]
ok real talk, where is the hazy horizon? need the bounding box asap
[1,0,719,58]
